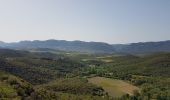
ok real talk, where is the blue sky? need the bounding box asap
[0,0,169,44]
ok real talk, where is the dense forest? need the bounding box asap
[0,48,170,100]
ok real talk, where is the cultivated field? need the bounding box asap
[88,77,140,98]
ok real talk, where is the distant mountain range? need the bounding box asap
[0,40,170,54]
[113,40,170,54]
[0,40,115,53]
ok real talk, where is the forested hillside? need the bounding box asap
[0,48,170,100]
[79,53,170,99]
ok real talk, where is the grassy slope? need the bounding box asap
[0,71,34,100]
[88,77,139,98]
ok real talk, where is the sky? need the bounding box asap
[0,0,170,44]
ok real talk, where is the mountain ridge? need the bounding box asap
[0,40,115,53]
[1,39,170,53]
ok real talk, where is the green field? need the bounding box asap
[88,77,140,98]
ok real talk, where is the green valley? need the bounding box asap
[0,48,170,100]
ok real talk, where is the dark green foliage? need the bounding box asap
[0,49,85,84]
[39,78,105,96]
[82,53,170,78]
[0,49,29,58]
[30,88,107,100]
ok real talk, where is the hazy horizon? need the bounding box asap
[0,0,170,44]
[1,39,170,45]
